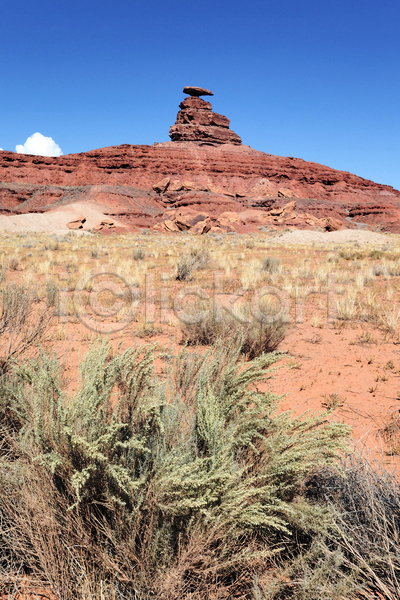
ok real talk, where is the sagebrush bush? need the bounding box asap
[7,255,20,271]
[304,453,400,600]
[0,282,54,373]
[132,246,145,261]
[0,335,350,599]
[181,303,287,358]
[262,256,281,273]
[176,247,211,280]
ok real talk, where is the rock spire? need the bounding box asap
[169,88,242,145]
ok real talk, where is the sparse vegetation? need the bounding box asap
[176,246,211,280]
[0,337,350,599]
[1,230,400,597]
[0,282,54,373]
[132,246,145,261]
[181,302,287,358]
[262,255,281,273]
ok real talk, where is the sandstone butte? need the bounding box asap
[1,87,399,234]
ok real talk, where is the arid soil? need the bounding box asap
[1,229,399,472]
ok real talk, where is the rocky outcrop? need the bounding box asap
[67,215,86,229]
[183,86,213,97]
[153,203,348,235]
[169,93,242,145]
[1,79,400,235]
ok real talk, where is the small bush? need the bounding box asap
[307,454,400,600]
[181,303,287,358]
[190,246,211,270]
[132,246,145,261]
[176,247,210,281]
[262,256,281,273]
[45,278,59,307]
[245,237,256,249]
[176,253,197,280]
[7,255,20,271]
[0,282,54,373]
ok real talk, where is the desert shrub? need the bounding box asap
[181,303,287,358]
[245,237,256,249]
[176,247,210,281]
[262,256,281,273]
[45,278,59,307]
[254,452,400,599]
[190,246,211,269]
[373,264,390,277]
[176,253,197,280]
[132,246,145,261]
[0,282,54,373]
[0,337,349,599]
[7,255,20,271]
[306,454,400,600]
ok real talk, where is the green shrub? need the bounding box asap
[0,336,349,598]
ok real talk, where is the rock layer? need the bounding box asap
[169,95,242,145]
[1,141,399,232]
[183,86,213,97]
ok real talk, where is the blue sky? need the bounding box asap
[1,0,399,189]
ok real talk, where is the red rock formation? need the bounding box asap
[0,141,399,232]
[169,96,242,145]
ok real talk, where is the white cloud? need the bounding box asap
[0,148,3,151]
[15,132,63,157]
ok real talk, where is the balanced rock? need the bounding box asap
[183,86,213,97]
[169,90,242,145]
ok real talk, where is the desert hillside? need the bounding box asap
[1,87,400,235]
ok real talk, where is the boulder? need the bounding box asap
[282,200,297,213]
[67,215,86,229]
[278,188,298,199]
[219,211,242,224]
[270,200,297,216]
[176,210,209,230]
[169,180,184,192]
[152,177,170,194]
[179,97,212,111]
[325,216,344,231]
[95,218,115,231]
[216,217,237,232]
[191,220,211,235]
[183,86,213,97]
[207,184,235,196]
[164,219,180,232]
[181,181,208,192]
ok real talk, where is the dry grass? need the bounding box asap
[0,231,400,597]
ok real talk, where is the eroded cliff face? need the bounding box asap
[0,139,399,232]
[169,96,242,145]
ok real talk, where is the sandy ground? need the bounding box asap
[0,202,126,233]
[47,313,400,475]
[270,229,395,246]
